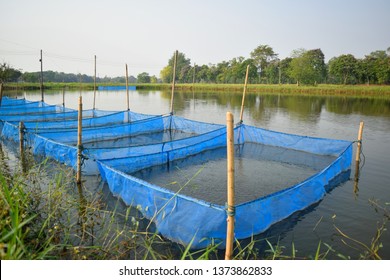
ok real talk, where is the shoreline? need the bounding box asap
[3,82,390,98]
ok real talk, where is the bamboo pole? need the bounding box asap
[76,96,83,185]
[0,82,3,107]
[126,63,130,111]
[170,50,178,115]
[93,55,97,110]
[192,64,196,108]
[355,121,364,163]
[19,121,25,156]
[239,65,250,123]
[19,121,26,173]
[62,86,65,107]
[40,49,44,102]
[192,63,196,88]
[354,121,364,193]
[225,111,235,260]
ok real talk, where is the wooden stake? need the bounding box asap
[225,111,235,260]
[355,121,364,163]
[93,55,97,110]
[62,86,65,107]
[19,121,25,156]
[192,64,196,108]
[170,50,178,115]
[0,82,3,107]
[126,63,130,111]
[192,63,196,88]
[354,121,364,193]
[76,96,83,185]
[239,65,250,123]
[19,121,26,173]
[40,49,44,102]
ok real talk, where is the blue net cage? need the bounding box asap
[97,124,353,249]
[0,97,353,249]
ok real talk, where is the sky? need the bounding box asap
[1,0,389,78]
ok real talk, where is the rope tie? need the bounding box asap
[77,144,84,152]
[77,144,89,167]
[225,203,236,217]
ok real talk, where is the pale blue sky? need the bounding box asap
[1,0,389,77]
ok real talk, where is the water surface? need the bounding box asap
[4,89,390,259]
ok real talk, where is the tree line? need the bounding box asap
[160,45,390,85]
[0,67,139,84]
[2,44,389,85]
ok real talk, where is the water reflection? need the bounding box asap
[160,91,390,127]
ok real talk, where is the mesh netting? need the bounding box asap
[0,103,73,116]
[97,124,353,249]
[0,100,42,109]
[1,100,225,175]
[0,96,28,106]
[1,111,157,142]
[1,97,353,249]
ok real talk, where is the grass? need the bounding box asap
[137,83,390,96]
[0,141,388,260]
[3,82,390,98]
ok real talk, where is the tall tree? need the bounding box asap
[367,50,390,84]
[250,44,278,70]
[137,72,151,83]
[160,51,191,83]
[160,65,172,83]
[279,57,293,84]
[288,48,326,85]
[357,50,390,85]
[250,44,278,83]
[328,54,358,84]
[0,62,22,83]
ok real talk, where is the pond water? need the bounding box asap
[3,88,390,259]
[131,143,337,205]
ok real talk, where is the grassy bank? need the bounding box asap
[3,82,390,97]
[137,83,390,97]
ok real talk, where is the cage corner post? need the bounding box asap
[225,111,235,260]
[354,121,364,194]
[76,96,83,186]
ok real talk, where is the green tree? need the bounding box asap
[160,65,172,83]
[356,50,390,84]
[250,44,278,70]
[0,62,22,83]
[279,57,293,84]
[196,64,210,83]
[368,50,390,84]
[214,61,229,83]
[160,51,191,83]
[328,54,358,84]
[213,58,257,84]
[21,72,39,83]
[288,48,326,85]
[262,60,280,84]
[250,44,278,83]
[137,72,151,83]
